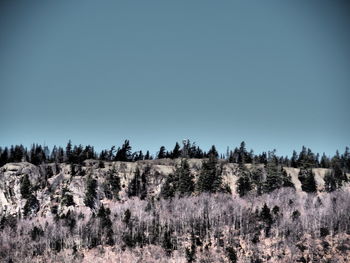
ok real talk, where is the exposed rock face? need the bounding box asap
[0,159,340,217]
[1,160,349,263]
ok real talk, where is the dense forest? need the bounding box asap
[0,140,349,262]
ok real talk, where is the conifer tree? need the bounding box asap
[144,151,151,160]
[263,151,294,193]
[320,153,330,168]
[127,167,148,199]
[157,146,166,159]
[84,174,98,208]
[65,140,72,163]
[196,154,222,193]
[298,168,317,193]
[115,140,132,161]
[20,174,32,199]
[207,145,219,158]
[324,171,337,192]
[177,159,194,196]
[291,150,298,168]
[104,168,121,199]
[236,164,252,197]
[128,168,141,197]
[161,159,194,199]
[160,174,176,199]
[171,142,181,159]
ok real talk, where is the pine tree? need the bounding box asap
[104,168,121,199]
[161,159,194,199]
[144,150,151,160]
[324,171,337,192]
[23,194,40,217]
[238,141,247,164]
[291,150,298,168]
[0,147,9,167]
[20,174,32,199]
[196,154,222,193]
[236,164,252,197]
[298,168,317,193]
[157,146,166,159]
[263,151,294,193]
[160,174,176,199]
[207,145,218,158]
[128,168,141,197]
[127,167,148,199]
[66,140,72,163]
[84,174,97,208]
[171,143,181,159]
[177,159,194,196]
[115,140,132,161]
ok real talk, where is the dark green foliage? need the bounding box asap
[46,165,54,178]
[98,160,105,168]
[260,203,273,237]
[60,211,76,232]
[115,140,132,161]
[61,189,75,207]
[207,145,219,158]
[97,205,114,245]
[297,146,317,168]
[162,225,174,255]
[23,194,40,217]
[263,151,294,193]
[29,144,46,165]
[160,174,176,199]
[70,163,76,176]
[185,247,196,263]
[185,230,196,262]
[320,153,331,168]
[161,159,194,199]
[84,175,97,209]
[291,150,298,168]
[20,174,32,199]
[236,164,252,197]
[123,209,131,225]
[298,169,317,193]
[127,167,148,199]
[226,246,237,263]
[157,146,166,159]
[229,141,252,164]
[50,240,63,253]
[272,205,280,215]
[260,204,273,225]
[176,160,194,195]
[122,231,135,248]
[104,168,121,200]
[171,142,181,159]
[65,140,72,163]
[238,141,248,163]
[51,205,58,215]
[320,227,329,237]
[324,164,347,192]
[324,171,337,192]
[0,147,9,167]
[30,226,44,241]
[144,150,151,160]
[292,210,301,221]
[97,205,112,229]
[196,155,223,193]
[0,215,17,230]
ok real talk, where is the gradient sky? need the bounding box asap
[0,0,349,157]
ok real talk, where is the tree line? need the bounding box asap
[1,140,349,171]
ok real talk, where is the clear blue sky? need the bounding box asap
[0,0,349,157]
